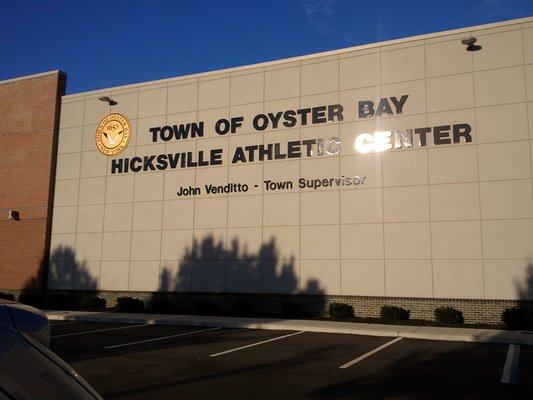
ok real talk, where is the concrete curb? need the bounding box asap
[46,311,533,346]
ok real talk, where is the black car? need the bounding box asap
[0,300,103,399]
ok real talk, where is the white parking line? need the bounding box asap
[209,331,305,357]
[105,327,222,349]
[51,323,149,338]
[501,344,520,384]
[339,337,403,369]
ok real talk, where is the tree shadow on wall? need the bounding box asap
[516,262,533,300]
[509,261,533,329]
[20,245,97,309]
[155,234,325,317]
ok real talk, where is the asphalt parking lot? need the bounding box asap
[50,321,532,400]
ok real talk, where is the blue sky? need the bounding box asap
[1,0,532,94]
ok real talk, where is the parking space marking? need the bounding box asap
[339,337,403,369]
[52,323,149,338]
[105,327,222,349]
[501,344,520,384]
[209,331,305,358]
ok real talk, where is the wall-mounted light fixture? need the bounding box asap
[98,96,118,105]
[8,210,20,221]
[461,37,481,52]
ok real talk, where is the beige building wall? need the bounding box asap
[50,17,533,301]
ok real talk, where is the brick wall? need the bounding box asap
[8,289,528,325]
[0,71,66,290]
[106,292,533,325]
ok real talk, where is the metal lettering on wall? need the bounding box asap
[101,94,473,175]
[175,176,367,197]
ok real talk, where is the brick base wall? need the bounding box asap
[4,288,532,326]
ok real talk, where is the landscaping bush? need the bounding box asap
[148,298,177,314]
[328,302,355,319]
[116,296,145,312]
[380,305,410,321]
[18,292,46,308]
[281,301,302,318]
[232,300,254,316]
[80,294,106,310]
[48,293,79,310]
[434,306,464,325]
[501,307,530,329]
[192,299,216,315]
[0,292,15,301]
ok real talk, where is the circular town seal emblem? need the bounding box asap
[95,113,132,156]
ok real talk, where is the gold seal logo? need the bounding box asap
[95,113,132,156]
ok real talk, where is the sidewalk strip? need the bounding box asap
[501,344,520,384]
[52,323,149,338]
[105,327,222,349]
[339,337,403,369]
[209,331,305,358]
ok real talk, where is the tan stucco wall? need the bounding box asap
[50,17,533,300]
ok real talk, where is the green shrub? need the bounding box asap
[48,293,79,310]
[0,292,15,301]
[380,305,410,321]
[148,298,177,314]
[329,302,355,319]
[501,307,530,329]
[116,296,145,312]
[192,299,215,315]
[232,300,254,316]
[80,295,106,310]
[18,292,46,308]
[434,306,464,325]
[282,301,302,318]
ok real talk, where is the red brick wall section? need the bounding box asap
[0,72,66,290]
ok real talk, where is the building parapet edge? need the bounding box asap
[0,70,67,86]
[61,15,533,99]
